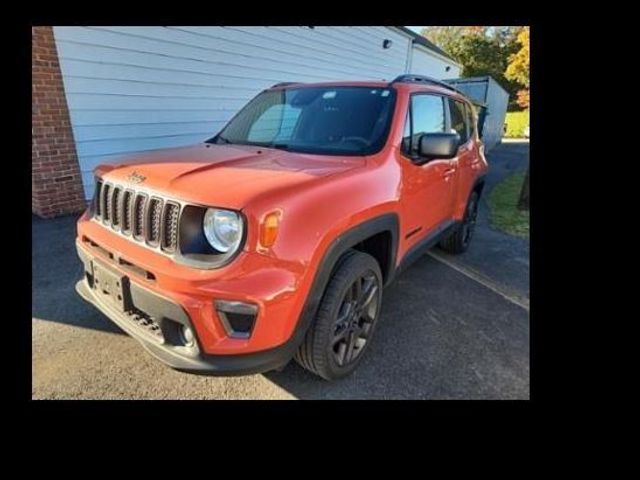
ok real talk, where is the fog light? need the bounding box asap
[215,300,258,339]
[179,324,195,347]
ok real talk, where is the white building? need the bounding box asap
[51,26,462,200]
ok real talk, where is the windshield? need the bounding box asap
[208,86,397,155]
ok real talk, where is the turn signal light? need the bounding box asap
[260,211,281,248]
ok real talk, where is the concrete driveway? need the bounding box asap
[32,141,529,399]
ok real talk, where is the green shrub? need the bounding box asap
[504,111,529,138]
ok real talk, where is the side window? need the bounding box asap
[402,95,446,156]
[466,103,476,139]
[448,99,469,145]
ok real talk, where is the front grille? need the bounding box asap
[133,193,147,239]
[122,190,133,234]
[147,197,163,246]
[111,187,122,228]
[162,202,180,252]
[94,182,182,254]
[102,183,111,223]
[94,180,102,216]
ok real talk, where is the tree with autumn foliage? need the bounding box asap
[420,26,522,110]
[505,27,530,109]
[505,27,530,210]
[422,26,530,212]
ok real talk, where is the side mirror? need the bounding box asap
[418,132,460,160]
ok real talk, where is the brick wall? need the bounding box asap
[32,26,86,218]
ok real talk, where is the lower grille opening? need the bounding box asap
[127,307,163,339]
[118,257,156,282]
[82,236,156,282]
[82,236,114,260]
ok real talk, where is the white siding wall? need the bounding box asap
[53,26,458,199]
[410,45,461,79]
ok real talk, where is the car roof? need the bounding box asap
[268,80,391,90]
[267,80,465,98]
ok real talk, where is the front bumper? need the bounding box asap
[75,271,297,376]
[75,241,300,375]
[76,212,313,356]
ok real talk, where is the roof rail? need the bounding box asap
[390,74,467,97]
[270,82,302,88]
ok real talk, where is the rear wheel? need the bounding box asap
[439,191,479,254]
[294,250,383,380]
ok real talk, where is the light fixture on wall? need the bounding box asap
[383,39,393,49]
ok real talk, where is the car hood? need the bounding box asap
[97,143,366,209]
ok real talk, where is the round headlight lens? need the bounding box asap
[203,208,243,253]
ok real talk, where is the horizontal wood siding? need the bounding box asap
[410,45,462,79]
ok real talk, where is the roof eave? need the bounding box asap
[390,27,463,69]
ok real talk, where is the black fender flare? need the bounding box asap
[282,212,400,355]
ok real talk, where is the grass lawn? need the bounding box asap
[488,172,530,238]
[504,111,529,138]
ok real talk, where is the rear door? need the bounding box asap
[447,98,478,217]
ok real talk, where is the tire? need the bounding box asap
[439,191,479,254]
[294,249,383,381]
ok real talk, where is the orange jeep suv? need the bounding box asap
[75,75,488,380]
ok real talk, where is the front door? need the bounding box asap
[398,93,455,251]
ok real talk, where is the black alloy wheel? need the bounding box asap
[294,250,383,380]
[331,271,380,367]
[439,190,480,254]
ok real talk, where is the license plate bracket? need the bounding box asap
[92,260,131,313]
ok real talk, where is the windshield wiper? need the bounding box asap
[209,137,291,150]
[267,143,290,150]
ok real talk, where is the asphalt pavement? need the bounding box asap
[32,140,530,400]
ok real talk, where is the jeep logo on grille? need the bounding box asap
[127,171,146,184]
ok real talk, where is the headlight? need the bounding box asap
[203,208,243,253]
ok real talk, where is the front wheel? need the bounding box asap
[439,191,479,254]
[294,250,383,380]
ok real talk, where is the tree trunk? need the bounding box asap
[518,166,530,211]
